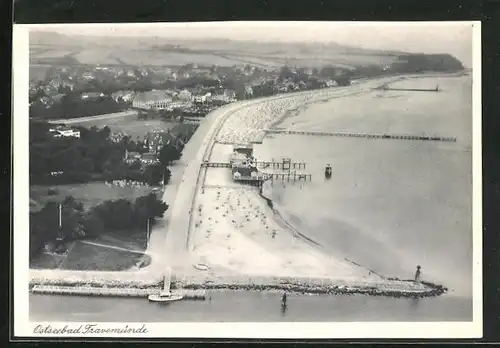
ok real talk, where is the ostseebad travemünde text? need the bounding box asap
[33,324,148,335]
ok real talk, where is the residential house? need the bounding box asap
[81,92,104,101]
[82,72,95,80]
[140,152,158,165]
[110,131,128,143]
[123,150,141,164]
[244,85,254,98]
[193,92,212,104]
[224,89,236,100]
[112,90,135,103]
[324,79,337,87]
[49,126,80,138]
[51,93,66,104]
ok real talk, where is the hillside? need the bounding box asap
[29,31,464,72]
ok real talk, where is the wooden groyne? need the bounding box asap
[264,129,456,142]
[31,285,207,300]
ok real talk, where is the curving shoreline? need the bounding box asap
[29,73,451,298]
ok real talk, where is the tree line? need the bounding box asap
[30,193,168,260]
[29,120,183,186]
[30,93,130,120]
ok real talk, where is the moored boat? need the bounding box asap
[148,293,184,303]
[148,268,183,303]
[324,164,332,179]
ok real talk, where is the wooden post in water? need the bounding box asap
[56,203,63,241]
[146,217,151,249]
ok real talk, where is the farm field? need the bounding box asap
[29,65,51,81]
[29,43,398,69]
[74,48,124,65]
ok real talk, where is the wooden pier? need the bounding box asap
[264,129,456,142]
[381,85,440,92]
[257,160,306,170]
[201,161,232,168]
[262,172,312,182]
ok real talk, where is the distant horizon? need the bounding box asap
[26,21,474,67]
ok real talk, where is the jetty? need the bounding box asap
[262,172,312,182]
[380,85,440,92]
[30,285,207,300]
[264,129,456,142]
[201,161,232,168]
[257,160,306,170]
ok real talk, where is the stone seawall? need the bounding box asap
[30,273,447,299]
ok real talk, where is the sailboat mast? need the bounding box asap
[164,268,172,292]
[58,204,63,240]
[58,204,62,229]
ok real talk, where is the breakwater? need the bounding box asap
[29,275,446,299]
[173,276,446,298]
[264,129,456,142]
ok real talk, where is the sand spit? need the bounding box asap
[29,74,447,298]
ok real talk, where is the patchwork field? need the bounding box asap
[29,43,397,69]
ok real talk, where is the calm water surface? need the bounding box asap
[30,75,474,322]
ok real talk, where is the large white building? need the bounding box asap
[132,90,173,110]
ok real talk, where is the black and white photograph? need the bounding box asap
[13,21,481,338]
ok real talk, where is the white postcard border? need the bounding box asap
[13,21,483,339]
